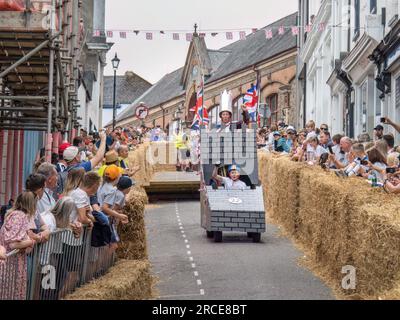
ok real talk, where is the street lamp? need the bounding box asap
[112,53,120,130]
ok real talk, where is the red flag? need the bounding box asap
[106,30,113,38]
[146,32,153,40]
[173,33,180,40]
[265,29,273,39]
[226,32,233,40]
[120,31,127,39]
[239,31,246,40]
[278,26,285,35]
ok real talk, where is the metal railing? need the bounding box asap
[0,227,115,300]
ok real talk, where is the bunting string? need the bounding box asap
[96,23,372,41]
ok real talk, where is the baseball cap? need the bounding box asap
[273,131,281,136]
[104,165,123,181]
[286,126,295,132]
[374,125,384,131]
[228,164,240,173]
[59,142,71,155]
[63,146,79,162]
[117,176,135,190]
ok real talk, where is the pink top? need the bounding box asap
[0,210,30,252]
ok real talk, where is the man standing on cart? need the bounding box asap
[216,90,250,132]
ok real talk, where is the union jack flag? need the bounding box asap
[265,29,273,39]
[243,83,258,122]
[120,31,127,39]
[186,33,193,42]
[278,26,285,35]
[106,30,113,38]
[226,32,233,40]
[191,82,209,127]
[146,32,153,40]
[239,31,246,40]
[291,26,299,36]
[173,33,180,40]
[318,23,325,32]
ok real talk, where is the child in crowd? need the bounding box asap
[305,136,327,164]
[97,165,129,247]
[366,148,388,183]
[69,172,100,226]
[212,164,247,190]
[344,143,369,177]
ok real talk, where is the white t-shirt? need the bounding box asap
[40,210,57,233]
[114,189,126,208]
[221,177,247,190]
[315,145,328,157]
[70,188,90,220]
[306,131,317,152]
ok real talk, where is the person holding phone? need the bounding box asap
[381,117,400,135]
[365,148,387,182]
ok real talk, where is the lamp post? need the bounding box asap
[112,53,120,130]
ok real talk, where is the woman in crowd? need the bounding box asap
[375,139,389,160]
[0,245,5,260]
[366,148,387,183]
[0,192,37,300]
[62,168,85,197]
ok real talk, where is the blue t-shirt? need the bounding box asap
[76,161,92,172]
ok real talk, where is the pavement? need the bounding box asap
[145,200,334,300]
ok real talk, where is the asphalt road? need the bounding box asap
[145,200,334,300]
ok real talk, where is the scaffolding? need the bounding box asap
[0,0,83,159]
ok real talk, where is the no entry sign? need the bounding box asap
[136,105,149,119]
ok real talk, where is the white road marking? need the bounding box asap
[189,257,194,261]
[200,289,205,295]
[191,263,196,268]
[194,271,199,277]
[197,279,202,286]
[184,239,189,243]
[186,245,190,249]
[187,251,191,255]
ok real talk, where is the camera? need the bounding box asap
[360,160,369,166]
[380,117,387,124]
[386,167,396,174]
[328,146,334,154]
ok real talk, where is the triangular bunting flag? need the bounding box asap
[226,32,233,40]
[265,29,273,39]
[173,33,180,40]
[146,32,153,40]
[239,31,246,40]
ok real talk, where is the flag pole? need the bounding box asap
[256,70,261,130]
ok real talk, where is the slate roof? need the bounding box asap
[103,72,152,108]
[206,12,297,83]
[113,12,297,124]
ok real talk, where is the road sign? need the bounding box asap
[258,104,271,118]
[136,105,149,119]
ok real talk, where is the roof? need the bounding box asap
[206,12,297,83]
[113,12,297,124]
[112,68,185,123]
[103,72,152,108]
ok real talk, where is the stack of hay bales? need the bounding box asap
[259,152,400,299]
[65,260,153,300]
[129,142,155,186]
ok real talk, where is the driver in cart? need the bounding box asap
[212,164,247,190]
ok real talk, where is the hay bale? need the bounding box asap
[258,151,400,299]
[64,260,153,300]
[117,186,148,260]
[129,142,155,186]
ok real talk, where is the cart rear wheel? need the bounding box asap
[247,232,253,238]
[252,233,261,243]
[206,231,214,238]
[214,231,223,243]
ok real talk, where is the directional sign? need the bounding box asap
[136,105,149,119]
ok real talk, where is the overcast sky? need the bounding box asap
[105,0,298,84]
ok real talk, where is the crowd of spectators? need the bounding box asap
[257,117,400,193]
[0,124,152,299]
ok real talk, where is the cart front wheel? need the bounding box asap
[252,233,261,243]
[206,231,214,238]
[214,231,223,243]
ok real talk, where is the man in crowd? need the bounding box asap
[73,136,87,162]
[118,145,140,177]
[37,163,58,212]
[328,136,353,169]
[374,124,384,141]
[319,130,334,150]
[64,131,106,173]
